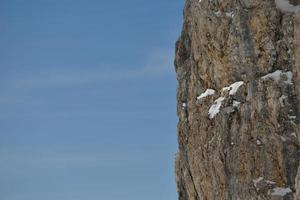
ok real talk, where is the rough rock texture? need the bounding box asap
[175,0,300,199]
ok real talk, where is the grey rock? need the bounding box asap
[174,0,300,199]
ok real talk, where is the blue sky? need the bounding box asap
[0,0,183,200]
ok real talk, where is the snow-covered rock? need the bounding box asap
[208,97,225,118]
[197,89,215,100]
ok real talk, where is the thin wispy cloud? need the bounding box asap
[1,152,140,167]
[4,49,174,89]
[0,147,161,169]
[0,49,175,106]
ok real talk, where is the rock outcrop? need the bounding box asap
[174,0,300,199]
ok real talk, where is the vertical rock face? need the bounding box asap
[175,0,300,199]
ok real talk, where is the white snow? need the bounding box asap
[261,70,293,84]
[289,115,296,120]
[197,89,216,100]
[182,103,187,108]
[225,12,234,18]
[214,11,222,17]
[270,187,292,196]
[233,101,240,107]
[291,132,297,138]
[230,81,244,95]
[262,70,282,82]
[275,0,300,13]
[208,97,225,119]
[284,71,293,84]
[256,139,262,145]
[223,81,244,95]
[266,180,276,185]
[253,177,264,188]
[222,86,231,92]
[253,177,277,189]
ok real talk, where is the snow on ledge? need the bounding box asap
[233,101,240,107]
[270,187,292,197]
[229,81,244,95]
[261,70,293,84]
[214,11,222,17]
[275,0,300,13]
[253,177,264,188]
[208,97,225,119]
[222,81,244,95]
[225,11,234,18]
[253,177,276,191]
[291,132,297,138]
[284,71,293,84]
[197,89,215,100]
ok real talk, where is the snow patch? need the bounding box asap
[275,0,300,13]
[197,89,215,100]
[253,177,264,188]
[225,12,234,18]
[270,187,292,196]
[266,180,276,185]
[222,81,244,95]
[222,86,231,92]
[233,101,240,108]
[229,81,244,95]
[291,132,297,138]
[288,115,296,120]
[256,139,262,145]
[284,71,293,84]
[214,11,222,17]
[253,177,276,191]
[208,97,225,119]
[262,70,282,82]
[182,103,187,108]
[261,70,293,84]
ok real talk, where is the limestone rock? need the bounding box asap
[174,0,300,199]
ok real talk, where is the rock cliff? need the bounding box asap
[174,0,300,199]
